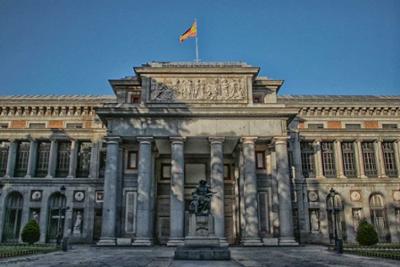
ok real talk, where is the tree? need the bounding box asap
[356,219,378,246]
[21,219,40,245]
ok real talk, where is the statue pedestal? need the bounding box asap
[174,214,230,260]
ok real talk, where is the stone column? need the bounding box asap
[97,136,120,246]
[355,140,367,179]
[25,139,38,178]
[393,141,400,178]
[46,139,58,178]
[291,132,304,180]
[133,137,154,246]
[241,137,263,246]
[167,137,185,246]
[275,137,298,246]
[335,140,346,178]
[67,140,78,178]
[375,140,387,178]
[209,137,227,245]
[5,140,17,178]
[313,140,324,179]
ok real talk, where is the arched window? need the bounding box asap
[47,192,66,242]
[369,193,390,242]
[2,191,23,242]
[326,193,346,242]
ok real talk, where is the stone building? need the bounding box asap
[0,62,399,246]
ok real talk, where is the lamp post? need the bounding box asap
[329,188,343,254]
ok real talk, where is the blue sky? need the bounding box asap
[0,0,399,96]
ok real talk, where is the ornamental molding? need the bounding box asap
[147,76,248,103]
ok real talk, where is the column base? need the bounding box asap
[219,237,229,247]
[241,237,264,246]
[132,237,153,246]
[262,237,279,246]
[97,237,116,246]
[359,175,368,179]
[167,238,184,247]
[24,175,32,178]
[45,175,53,179]
[279,237,299,246]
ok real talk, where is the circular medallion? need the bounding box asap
[308,191,319,202]
[74,191,85,202]
[393,191,400,201]
[350,191,361,202]
[31,191,42,201]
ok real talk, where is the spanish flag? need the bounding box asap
[179,21,197,43]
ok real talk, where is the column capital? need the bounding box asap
[137,137,153,144]
[240,136,257,144]
[104,136,121,144]
[209,136,225,144]
[273,136,289,145]
[170,136,186,144]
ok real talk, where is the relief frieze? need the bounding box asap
[148,77,248,103]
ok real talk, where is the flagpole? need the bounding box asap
[195,18,199,63]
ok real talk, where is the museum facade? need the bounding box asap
[0,62,399,246]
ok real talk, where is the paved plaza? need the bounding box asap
[0,245,398,267]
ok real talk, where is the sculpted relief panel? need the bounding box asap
[148,77,248,103]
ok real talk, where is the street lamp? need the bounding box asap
[329,188,343,254]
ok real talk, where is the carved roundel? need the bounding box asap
[308,191,319,202]
[74,191,85,202]
[31,190,42,201]
[393,190,400,202]
[350,190,362,202]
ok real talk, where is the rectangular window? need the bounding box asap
[341,142,357,178]
[66,123,83,129]
[130,95,141,104]
[300,142,315,178]
[76,142,91,177]
[161,164,171,179]
[382,142,398,177]
[382,124,398,129]
[14,142,30,177]
[0,123,8,128]
[0,142,9,176]
[29,123,46,129]
[224,164,231,180]
[56,141,71,177]
[362,142,377,177]
[345,124,361,129]
[308,123,324,129]
[127,151,138,169]
[99,144,107,178]
[321,142,336,178]
[36,141,50,177]
[256,151,265,169]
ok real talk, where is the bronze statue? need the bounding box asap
[189,180,214,215]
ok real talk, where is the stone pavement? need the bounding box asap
[0,245,398,267]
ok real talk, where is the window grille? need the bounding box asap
[300,141,315,178]
[36,142,50,177]
[345,124,361,129]
[14,142,30,177]
[76,142,91,177]
[382,124,398,129]
[2,192,23,242]
[56,141,71,177]
[29,123,46,129]
[321,142,336,178]
[308,123,324,129]
[0,142,9,176]
[362,142,377,177]
[382,142,398,177]
[341,142,357,178]
[66,123,83,129]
